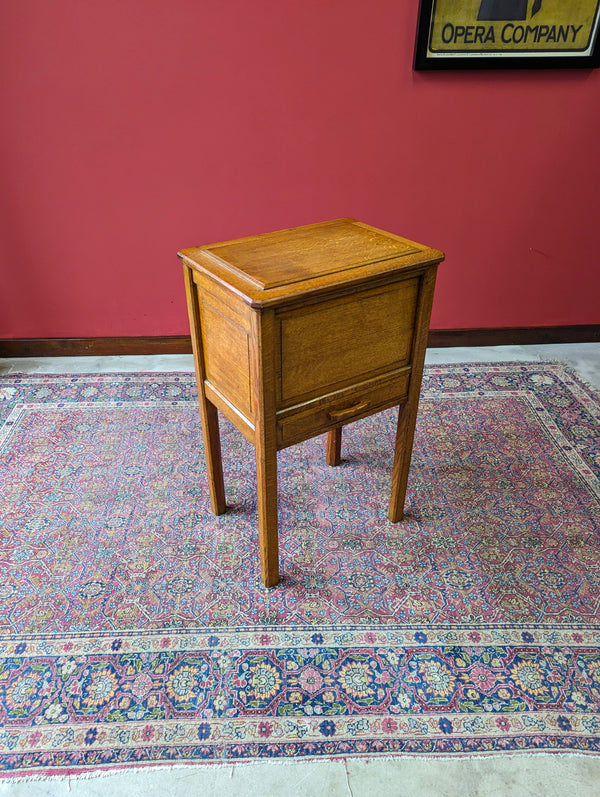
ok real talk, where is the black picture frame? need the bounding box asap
[414,0,600,69]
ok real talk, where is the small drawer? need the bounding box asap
[276,369,410,449]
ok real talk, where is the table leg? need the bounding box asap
[183,262,226,517]
[200,398,226,516]
[256,437,279,587]
[326,427,342,466]
[388,401,414,523]
[249,307,280,588]
[389,267,437,522]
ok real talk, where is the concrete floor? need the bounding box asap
[1,343,599,796]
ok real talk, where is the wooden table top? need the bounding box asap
[179,218,444,308]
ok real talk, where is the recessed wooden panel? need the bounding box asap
[279,279,419,405]
[200,299,252,419]
[205,219,419,290]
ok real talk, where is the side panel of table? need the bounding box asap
[189,271,256,443]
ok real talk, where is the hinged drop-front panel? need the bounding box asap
[277,278,419,408]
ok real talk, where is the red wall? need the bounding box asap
[2,0,599,339]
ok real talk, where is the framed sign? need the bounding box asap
[414,0,600,69]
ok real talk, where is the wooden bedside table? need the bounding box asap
[179,219,444,587]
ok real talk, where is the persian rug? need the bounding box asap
[0,362,599,778]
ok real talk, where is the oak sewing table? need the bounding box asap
[179,219,443,587]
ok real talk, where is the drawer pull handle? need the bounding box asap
[327,401,369,422]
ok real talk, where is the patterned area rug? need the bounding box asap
[0,363,599,777]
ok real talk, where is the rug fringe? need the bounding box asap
[3,750,600,784]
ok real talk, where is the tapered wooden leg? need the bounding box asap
[389,266,438,522]
[250,306,280,588]
[256,437,279,587]
[183,262,227,516]
[388,401,415,523]
[326,427,342,466]
[200,398,226,516]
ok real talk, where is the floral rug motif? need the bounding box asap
[0,363,599,775]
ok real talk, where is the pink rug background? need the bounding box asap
[0,362,599,774]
